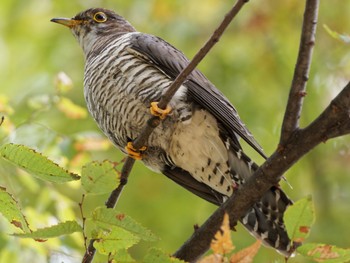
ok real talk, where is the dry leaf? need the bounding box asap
[198,254,224,263]
[211,213,235,255]
[230,240,261,263]
[308,244,340,259]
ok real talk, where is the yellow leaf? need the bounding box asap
[229,240,261,263]
[74,137,111,151]
[210,213,235,255]
[198,254,224,263]
[56,96,87,119]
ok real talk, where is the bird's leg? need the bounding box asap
[150,102,172,119]
[125,142,147,160]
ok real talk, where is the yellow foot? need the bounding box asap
[125,142,147,160]
[150,102,172,119]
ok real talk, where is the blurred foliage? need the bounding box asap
[0,0,349,262]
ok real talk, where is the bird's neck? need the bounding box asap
[84,32,134,60]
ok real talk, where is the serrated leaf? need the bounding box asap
[81,161,120,194]
[297,243,350,263]
[56,96,87,119]
[91,207,158,242]
[229,240,261,263]
[0,143,80,183]
[144,248,185,263]
[0,187,30,233]
[13,221,82,239]
[284,195,315,243]
[93,225,140,255]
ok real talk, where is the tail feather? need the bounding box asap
[226,137,296,256]
[241,186,294,256]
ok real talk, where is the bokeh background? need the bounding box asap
[0,0,349,262]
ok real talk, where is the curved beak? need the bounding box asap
[51,17,82,28]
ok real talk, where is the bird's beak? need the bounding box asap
[50,17,82,28]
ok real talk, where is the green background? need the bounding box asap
[0,0,349,262]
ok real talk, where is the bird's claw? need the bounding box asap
[125,142,147,160]
[150,102,171,119]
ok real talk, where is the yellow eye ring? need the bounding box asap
[93,12,107,23]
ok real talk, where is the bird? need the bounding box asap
[51,8,296,256]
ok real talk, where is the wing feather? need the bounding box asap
[162,166,223,205]
[128,33,266,158]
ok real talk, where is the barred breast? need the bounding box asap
[83,33,190,171]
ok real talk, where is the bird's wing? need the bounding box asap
[162,166,223,205]
[128,33,266,158]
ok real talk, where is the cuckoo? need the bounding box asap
[51,8,296,256]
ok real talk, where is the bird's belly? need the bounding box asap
[169,109,235,196]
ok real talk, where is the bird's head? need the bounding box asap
[51,8,136,55]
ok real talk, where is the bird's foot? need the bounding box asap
[150,102,171,119]
[125,142,147,160]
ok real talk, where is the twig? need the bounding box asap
[82,0,249,261]
[78,194,87,251]
[280,0,319,144]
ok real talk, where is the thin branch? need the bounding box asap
[173,80,349,262]
[82,159,135,262]
[280,0,319,144]
[82,0,249,261]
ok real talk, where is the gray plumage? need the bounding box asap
[51,8,295,256]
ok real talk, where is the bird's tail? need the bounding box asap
[227,141,297,256]
[240,185,295,256]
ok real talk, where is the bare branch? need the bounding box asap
[82,0,249,261]
[280,0,319,144]
[173,80,349,262]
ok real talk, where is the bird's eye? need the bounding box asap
[93,12,107,23]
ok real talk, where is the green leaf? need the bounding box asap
[297,243,350,263]
[284,195,315,243]
[14,221,82,239]
[0,143,80,183]
[91,207,158,242]
[81,161,120,194]
[111,249,135,262]
[92,225,140,255]
[0,187,31,233]
[144,248,186,263]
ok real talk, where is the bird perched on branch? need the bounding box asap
[52,8,295,256]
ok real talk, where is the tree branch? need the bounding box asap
[280,0,319,144]
[173,81,349,262]
[82,0,249,261]
[174,0,323,261]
